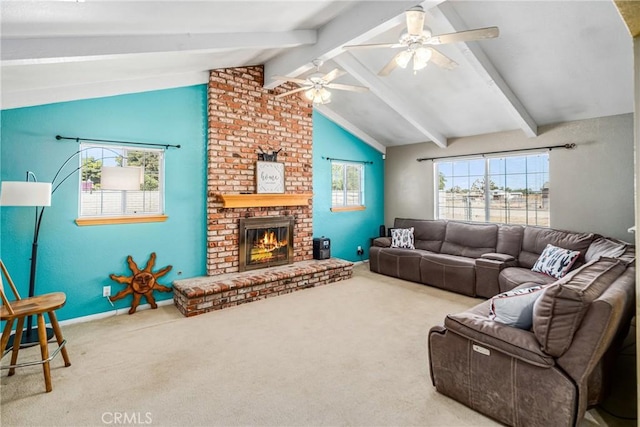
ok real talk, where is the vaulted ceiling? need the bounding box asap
[1,1,634,152]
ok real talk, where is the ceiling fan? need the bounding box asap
[344,5,499,76]
[273,59,368,105]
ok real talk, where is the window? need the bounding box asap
[331,161,364,210]
[435,152,549,226]
[79,144,164,218]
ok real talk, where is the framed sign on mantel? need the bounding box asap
[256,161,285,193]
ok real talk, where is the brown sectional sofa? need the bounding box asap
[369,218,636,426]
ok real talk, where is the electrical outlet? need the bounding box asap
[357,246,364,256]
[102,286,111,297]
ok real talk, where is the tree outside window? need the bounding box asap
[331,161,364,207]
[79,143,164,217]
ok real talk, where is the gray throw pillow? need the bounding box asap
[489,285,545,329]
[584,237,627,263]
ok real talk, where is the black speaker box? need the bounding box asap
[313,237,331,260]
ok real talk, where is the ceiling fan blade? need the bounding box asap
[275,86,309,99]
[428,48,458,70]
[406,6,425,36]
[326,83,369,93]
[428,27,499,45]
[322,68,347,83]
[378,53,404,77]
[343,42,403,50]
[272,75,309,85]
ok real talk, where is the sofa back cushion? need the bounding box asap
[519,226,594,269]
[440,221,498,258]
[532,257,626,357]
[394,218,446,252]
[496,224,524,258]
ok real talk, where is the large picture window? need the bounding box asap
[435,152,549,226]
[79,143,164,217]
[331,161,364,209]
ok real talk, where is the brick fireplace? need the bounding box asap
[206,65,313,275]
[172,65,353,317]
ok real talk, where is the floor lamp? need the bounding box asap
[0,174,53,347]
[0,156,141,348]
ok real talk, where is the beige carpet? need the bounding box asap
[1,264,635,426]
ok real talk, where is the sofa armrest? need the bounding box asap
[444,312,554,368]
[372,237,391,248]
[475,256,519,298]
[481,252,516,262]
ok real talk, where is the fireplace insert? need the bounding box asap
[238,216,294,271]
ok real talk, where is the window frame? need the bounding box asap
[434,151,549,226]
[330,160,365,212]
[77,143,166,225]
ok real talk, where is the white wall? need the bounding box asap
[385,114,635,241]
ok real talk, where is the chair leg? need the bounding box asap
[36,314,52,392]
[48,311,70,367]
[8,316,25,376]
[1,319,15,357]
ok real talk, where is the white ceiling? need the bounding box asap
[1,1,634,152]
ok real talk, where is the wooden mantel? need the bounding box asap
[217,193,313,208]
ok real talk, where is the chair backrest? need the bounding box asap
[0,260,21,316]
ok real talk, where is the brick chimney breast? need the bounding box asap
[207,66,314,275]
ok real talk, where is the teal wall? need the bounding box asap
[312,111,384,261]
[0,86,208,321]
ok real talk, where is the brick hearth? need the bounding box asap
[173,259,353,317]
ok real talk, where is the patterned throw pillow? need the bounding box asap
[532,244,580,279]
[391,227,415,249]
[489,285,545,329]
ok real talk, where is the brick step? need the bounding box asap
[173,258,353,317]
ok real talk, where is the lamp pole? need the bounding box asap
[8,172,55,348]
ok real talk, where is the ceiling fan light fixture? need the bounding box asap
[413,47,432,71]
[304,87,331,105]
[395,50,413,68]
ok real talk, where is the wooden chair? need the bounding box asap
[0,260,71,392]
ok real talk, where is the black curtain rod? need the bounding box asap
[56,135,181,149]
[416,143,576,162]
[322,156,374,165]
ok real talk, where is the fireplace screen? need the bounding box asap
[239,216,294,271]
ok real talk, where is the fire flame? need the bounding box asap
[255,231,287,252]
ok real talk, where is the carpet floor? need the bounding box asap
[1,263,636,426]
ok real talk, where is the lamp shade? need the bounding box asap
[101,166,143,191]
[0,181,52,206]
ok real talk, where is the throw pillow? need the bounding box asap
[391,227,415,249]
[531,244,580,279]
[584,237,627,263]
[489,285,545,329]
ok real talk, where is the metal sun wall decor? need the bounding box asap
[109,252,172,314]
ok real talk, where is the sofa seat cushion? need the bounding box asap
[532,257,626,357]
[499,267,557,293]
[444,311,555,367]
[369,247,430,283]
[420,253,476,296]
